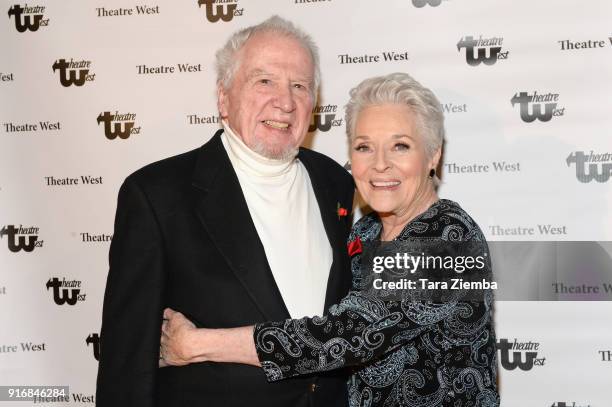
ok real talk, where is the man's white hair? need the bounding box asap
[215,15,321,93]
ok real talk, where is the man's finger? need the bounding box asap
[163,308,175,319]
[161,320,170,335]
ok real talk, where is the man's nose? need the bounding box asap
[273,84,296,113]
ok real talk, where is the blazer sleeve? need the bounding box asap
[96,177,166,407]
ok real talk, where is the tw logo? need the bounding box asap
[46,278,86,306]
[52,59,95,87]
[0,225,42,252]
[8,4,48,32]
[97,112,140,140]
[309,114,343,133]
[496,338,545,371]
[86,333,100,361]
[566,152,612,183]
[511,92,565,123]
[412,0,443,7]
[457,36,508,66]
[198,0,243,23]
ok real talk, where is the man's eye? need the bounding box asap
[259,79,270,85]
[293,83,304,89]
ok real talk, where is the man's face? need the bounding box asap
[218,31,315,160]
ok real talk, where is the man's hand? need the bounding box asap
[160,308,202,367]
[159,308,260,368]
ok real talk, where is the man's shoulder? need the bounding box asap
[125,147,200,188]
[298,147,353,186]
[124,129,223,189]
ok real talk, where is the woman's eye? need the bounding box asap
[354,144,370,152]
[394,143,410,151]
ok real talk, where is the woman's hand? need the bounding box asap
[160,308,206,367]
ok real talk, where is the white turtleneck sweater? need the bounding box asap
[220,122,332,318]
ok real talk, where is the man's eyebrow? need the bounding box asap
[246,69,271,79]
[293,76,314,84]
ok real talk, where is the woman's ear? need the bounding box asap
[431,147,442,170]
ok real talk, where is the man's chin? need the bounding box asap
[251,141,299,161]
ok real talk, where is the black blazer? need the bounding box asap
[96,130,355,407]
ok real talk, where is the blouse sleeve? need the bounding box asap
[254,290,493,382]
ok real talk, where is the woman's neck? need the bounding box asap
[379,189,439,241]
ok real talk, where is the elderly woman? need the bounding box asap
[161,72,499,406]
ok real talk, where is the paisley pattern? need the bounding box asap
[254,199,499,406]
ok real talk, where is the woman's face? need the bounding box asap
[350,104,440,217]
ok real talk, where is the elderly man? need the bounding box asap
[95,16,354,407]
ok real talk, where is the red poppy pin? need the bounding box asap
[337,202,348,220]
[347,236,363,257]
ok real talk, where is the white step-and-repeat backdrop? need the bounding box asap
[2,0,612,406]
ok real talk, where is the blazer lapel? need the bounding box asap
[298,150,350,310]
[191,130,290,321]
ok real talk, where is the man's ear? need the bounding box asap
[217,85,229,119]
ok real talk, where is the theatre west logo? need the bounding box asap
[551,403,592,407]
[187,113,219,125]
[559,37,611,51]
[46,277,86,306]
[1,72,15,82]
[97,111,140,140]
[309,104,342,133]
[511,91,565,122]
[52,59,95,87]
[457,35,508,66]
[0,225,43,252]
[198,0,243,23]
[599,350,612,362]
[496,338,545,371]
[566,151,612,183]
[8,4,48,32]
[412,0,446,7]
[86,333,100,361]
[96,5,160,17]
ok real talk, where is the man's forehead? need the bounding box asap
[242,32,311,60]
[244,66,313,81]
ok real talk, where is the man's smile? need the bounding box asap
[262,120,291,130]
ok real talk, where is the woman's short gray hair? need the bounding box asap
[215,15,321,93]
[345,72,445,159]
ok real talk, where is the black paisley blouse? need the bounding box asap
[254,199,499,407]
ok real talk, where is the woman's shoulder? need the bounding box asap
[398,199,486,242]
